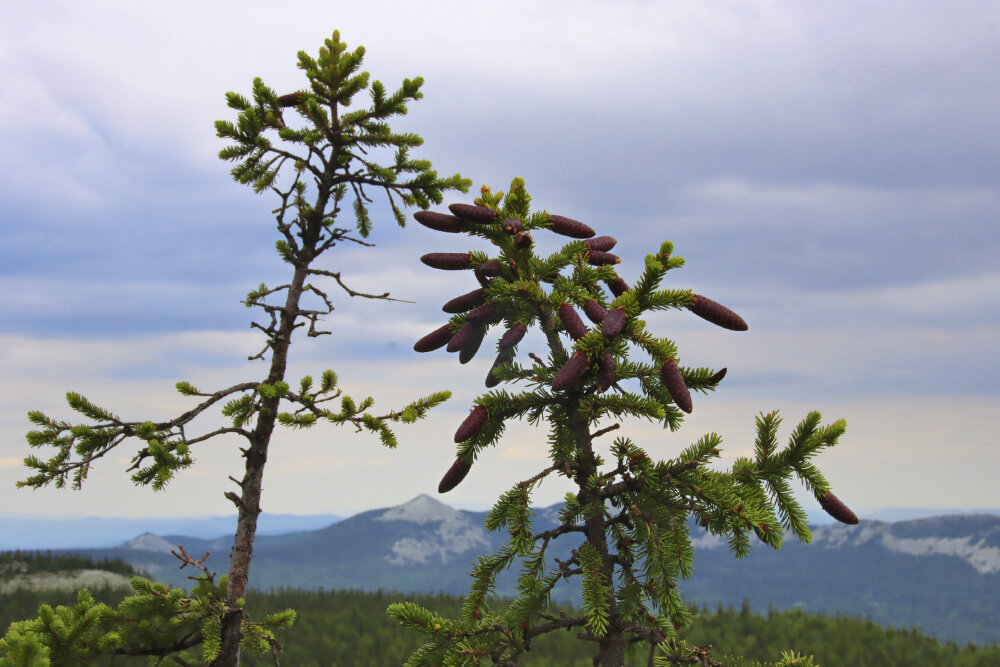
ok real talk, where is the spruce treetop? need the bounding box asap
[391,177,856,666]
[217,30,469,238]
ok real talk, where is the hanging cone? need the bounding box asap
[552,351,589,391]
[459,323,487,364]
[558,303,588,340]
[421,252,472,270]
[277,92,305,107]
[660,359,692,413]
[466,302,499,324]
[455,405,488,443]
[587,250,621,266]
[486,349,515,388]
[582,300,607,323]
[605,275,629,297]
[476,260,503,277]
[498,323,528,349]
[447,321,478,353]
[817,491,859,525]
[585,236,618,252]
[602,307,627,338]
[596,353,616,393]
[688,294,748,331]
[449,203,498,224]
[414,210,465,233]
[414,324,453,352]
[475,260,503,287]
[708,368,727,385]
[548,214,596,239]
[501,218,524,234]
[514,231,533,249]
[438,457,472,493]
[443,288,486,314]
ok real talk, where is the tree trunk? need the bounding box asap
[596,637,627,666]
[570,403,626,667]
[212,264,309,666]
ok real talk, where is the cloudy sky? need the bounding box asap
[1,1,997,522]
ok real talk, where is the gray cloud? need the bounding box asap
[1,1,997,514]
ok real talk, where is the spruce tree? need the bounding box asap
[3,31,470,666]
[389,178,859,666]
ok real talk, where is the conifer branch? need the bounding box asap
[400,177,852,666]
[14,29,467,666]
[162,383,262,428]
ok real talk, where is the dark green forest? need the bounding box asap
[3,553,999,666]
[0,551,136,581]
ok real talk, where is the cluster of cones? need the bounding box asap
[412,203,749,406]
[410,201,860,527]
[411,203,630,492]
[411,205,626,383]
[547,293,745,412]
[411,202,747,492]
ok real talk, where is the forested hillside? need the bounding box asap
[0,551,137,580]
[36,501,1000,647]
[3,555,999,667]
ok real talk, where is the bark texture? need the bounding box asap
[213,264,308,665]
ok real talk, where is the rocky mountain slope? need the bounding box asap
[18,494,1000,646]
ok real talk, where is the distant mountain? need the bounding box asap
[0,513,343,550]
[864,507,1000,523]
[6,506,997,550]
[679,513,1000,646]
[34,496,563,596]
[15,496,1000,646]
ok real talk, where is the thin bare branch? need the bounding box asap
[157,383,260,430]
[591,423,621,439]
[517,460,564,490]
[532,522,586,542]
[306,268,414,302]
[184,427,253,446]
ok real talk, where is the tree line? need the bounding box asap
[3,580,999,666]
[0,552,137,581]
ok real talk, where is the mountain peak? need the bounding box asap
[377,494,461,525]
[371,494,491,566]
[123,532,177,554]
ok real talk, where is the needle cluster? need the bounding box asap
[390,178,855,667]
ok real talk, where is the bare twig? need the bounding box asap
[591,423,621,439]
[517,460,563,490]
[307,268,413,302]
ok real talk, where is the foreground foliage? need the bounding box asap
[4,585,999,666]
